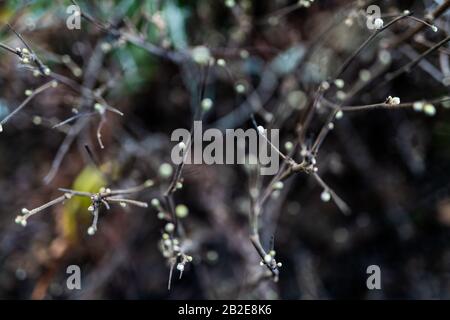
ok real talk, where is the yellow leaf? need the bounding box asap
[62,166,107,243]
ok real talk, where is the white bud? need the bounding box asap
[390,97,400,105]
[178,141,186,151]
[165,222,175,233]
[273,181,284,190]
[88,205,94,212]
[257,126,265,135]
[320,190,331,202]
[423,103,436,116]
[431,25,438,32]
[25,90,33,96]
[328,122,334,130]
[235,83,246,94]
[335,110,344,119]
[374,18,384,30]
[94,103,105,114]
[21,208,29,215]
[334,79,344,89]
[320,81,330,90]
[277,262,283,267]
[151,198,160,208]
[264,254,272,264]
[413,101,424,112]
[87,226,96,235]
[159,163,173,178]
[176,263,185,272]
[201,98,213,111]
[0,124,3,133]
[175,204,189,218]
[157,212,165,219]
[191,46,211,65]
[284,141,293,151]
[217,59,226,66]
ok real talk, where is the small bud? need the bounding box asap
[391,97,400,105]
[336,91,346,101]
[423,103,436,116]
[431,25,438,32]
[43,67,51,75]
[374,18,384,30]
[217,59,226,66]
[191,46,211,65]
[94,103,105,114]
[87,226,96,235]
[328,122,334,130]
[0,124,3,133]
[320,190,331,202]
[159,163,173,178]
[88,205,94,212]
[235,83,246,94]
[25,90,33,96]
[120,202,127,208]
[320,81,330,90]
[21,208,29,215]
[334,79,344,89]
[144,179,154,187]
[151,198,160,208]
[335,110,344,119]
[225,0,235,8]
[157,212,165,219]
[264,254,272,264]
[176,263,185,272]
[277,262,283,267]
[269,250,276,257]
[15,216,23,225]
[413,101,424,112]
[284,141,293,151]
[178,141,186,151]
[175,204,189,218]
[201,98,213,111]
[257,126,265,135]
[165,222,175,233]
[51,81,58,88]
[273,181,284,190]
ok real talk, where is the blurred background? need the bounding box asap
[0,0,450,299]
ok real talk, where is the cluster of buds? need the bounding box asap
[16,47,51,75]
[300,147,318,173]
[153,198,192,287]
[15,180,153,235]
[259,250,282,277]
[386,96,401,106]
